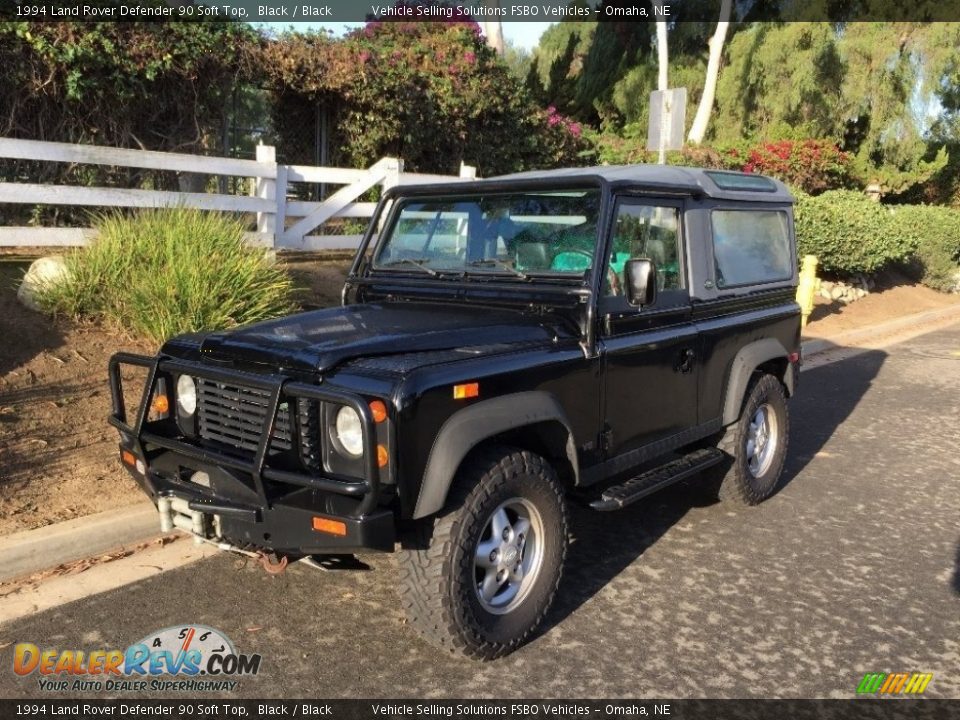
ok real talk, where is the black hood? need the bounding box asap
[180,303,570,374]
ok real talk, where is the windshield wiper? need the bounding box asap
[465,259,529,280]
[383,258,440,276]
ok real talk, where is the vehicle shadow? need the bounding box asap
[0,259,65,377]
[776,347,887,491]
[541,484,711,636]
[953,542,960,595]
[539,346,888,637]
[698,346,890,499]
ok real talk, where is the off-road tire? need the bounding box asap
[397,446,568,660]
[714,373,790,505]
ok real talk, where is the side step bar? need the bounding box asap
[590,448,726,511]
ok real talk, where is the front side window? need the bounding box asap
[711,210,792,288]
[373,190,601,277]
[605,202,683,297]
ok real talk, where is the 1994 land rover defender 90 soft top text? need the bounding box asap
[109,165,801,659]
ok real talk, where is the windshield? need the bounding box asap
[373,189,602,278]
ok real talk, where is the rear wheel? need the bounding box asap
[397,446,568,660]
[713,373,790,505]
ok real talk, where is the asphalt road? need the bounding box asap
[2,325,959,700]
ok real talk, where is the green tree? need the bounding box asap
[713,23,844,142]
[260,23,588,176]
[502,39,533,82]
[712,21,951,194]
[836,23,950,193]
[525,21,595,115]
[0,21,259,224]
[0,22,257,153]
[574,19,651,122]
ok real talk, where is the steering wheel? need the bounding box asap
[558,249,622,295]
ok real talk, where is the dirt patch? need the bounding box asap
[803,270,960,339]
[0,254,954,537]
[0,257,351,537]
[0,263,153,536]
[284,257,351,309]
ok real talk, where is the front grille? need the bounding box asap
[196,379,320,470]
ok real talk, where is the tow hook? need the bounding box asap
[258,551,289,575]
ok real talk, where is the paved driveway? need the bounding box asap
[2,325,959,699]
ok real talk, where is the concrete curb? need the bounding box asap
[0,501,164,583]
[801,302,960,359]
[2,302,958,585]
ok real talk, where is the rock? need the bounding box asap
[830,287,845,301]
[16,256,70,312]
[949,269,960,293]
[820,280,834,291]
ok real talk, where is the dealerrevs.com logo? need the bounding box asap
[13,625,261,693]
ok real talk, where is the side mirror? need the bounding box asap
[624,258,657,307]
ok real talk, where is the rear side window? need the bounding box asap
[711,210,792,288]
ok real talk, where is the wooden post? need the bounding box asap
[273,164,289,248]
[255,144,278,247]
[381,157,403,191]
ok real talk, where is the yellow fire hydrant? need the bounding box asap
[796,255,820,328]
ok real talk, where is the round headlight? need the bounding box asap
[176,375,197,416]
[334,406,363,457]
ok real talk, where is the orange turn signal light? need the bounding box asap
[312,516,347,537]
[369,400,388,423]
[453,382,479,400]
[377,444,389,468]
[150,393,170,416]
[121,450,137,467]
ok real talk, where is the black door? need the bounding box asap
[598,197,699,467]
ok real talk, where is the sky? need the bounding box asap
[259,21,554,51]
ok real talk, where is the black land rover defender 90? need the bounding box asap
[109,165,801,659]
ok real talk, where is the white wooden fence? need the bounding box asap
[0,138,476,251]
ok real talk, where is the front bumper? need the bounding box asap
[109,352,395,555]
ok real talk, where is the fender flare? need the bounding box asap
[412,391,579,519]
[721,338,794,426]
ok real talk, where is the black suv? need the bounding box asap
[109,165,801,659]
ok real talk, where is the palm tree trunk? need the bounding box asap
[687,0,732,145]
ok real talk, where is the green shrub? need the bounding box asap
[893,205,960,292]
[793,191,919,275]
[39,208,294,343]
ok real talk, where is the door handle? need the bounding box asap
[676,348,696,374]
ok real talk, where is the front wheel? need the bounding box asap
[397,446,568,660]
[713,373,790,505]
